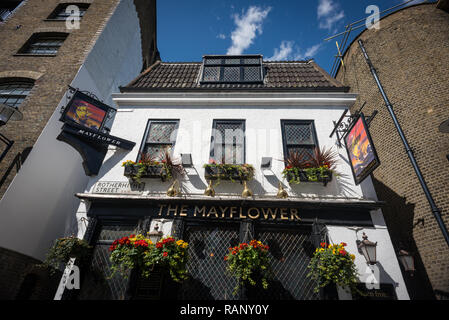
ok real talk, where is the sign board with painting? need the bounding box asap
[344,113,380,185]
[60,90,110,131]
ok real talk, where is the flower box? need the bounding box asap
[284,167,333,186]
[204,164,255,182]
[123,164,169,182]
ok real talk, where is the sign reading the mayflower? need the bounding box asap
[93,181,145,194]
[57,87,136,176]
[155,204,301,221]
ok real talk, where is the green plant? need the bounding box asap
[43,236,92,273]
[281,146,338,184]
[224,240,272,295]
[307,242,359,293]
[109,233,153,279]
[204,159,255,185]
[160,149,185,181]
[109,234,189,283]
[143,237,189,282]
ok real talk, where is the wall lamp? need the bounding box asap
[357,232,377,265]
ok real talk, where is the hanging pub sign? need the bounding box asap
[57,87,135,176]
[344,113,380,185]
[59,90,109,131]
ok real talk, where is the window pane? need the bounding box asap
[146,122,177,144]
[287,146,314,162]
[215,122,244,144]
[243,66,261,82]
[203,66,220,82]
[143,144,172,161]
[222,67,240,82]
[284,123,314,145]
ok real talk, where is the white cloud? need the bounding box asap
[227,6,271,55]
[317,0,344,31]
[217,34,226,40]
[267,41,321,61]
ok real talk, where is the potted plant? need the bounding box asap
[307,242,359,294]
[224,240,272,295]
[203,159,255,184]
[43,236,92,273]
[142,236,189,283]
[109,234,189,283]
[123,150,184,183]
[281,146,338,186]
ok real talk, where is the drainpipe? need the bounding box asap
[358,39,449,248]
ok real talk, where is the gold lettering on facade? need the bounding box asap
[219,207,228,218]
[290,208,301,221]
[239,207,246,219]
[167,204,178,216]
[247,207,260,219]
[207,206,219,218]
[194,206,206,217]
[179,205,188,217]
[229,207,237,218]
[280,208,289,220]
[158,204,166,216]
[261,207,278,220]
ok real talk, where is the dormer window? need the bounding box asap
[200,55,263,84]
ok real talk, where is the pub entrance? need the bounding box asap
[176,219,322,300]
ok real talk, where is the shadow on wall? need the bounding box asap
[372,177,435,300]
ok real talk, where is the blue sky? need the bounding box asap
[157,0,427,73]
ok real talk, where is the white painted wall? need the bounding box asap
[0,0,144,261]
[72,91,408,299]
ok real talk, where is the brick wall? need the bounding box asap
[0,0,121,299]
[0,0,120,197]
[336,3,449,299]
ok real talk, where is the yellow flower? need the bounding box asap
[176,240,184,246]
[350,254,355,261]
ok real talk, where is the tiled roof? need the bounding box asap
[122,60,347,91]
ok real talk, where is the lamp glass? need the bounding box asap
[399,253,415,272]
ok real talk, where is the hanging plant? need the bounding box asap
[109,233,153,279]
[224,240,272,295]
[307,242,359,293]
[43,236,92,273]
[142,237,189,283]
[109,234,189,283]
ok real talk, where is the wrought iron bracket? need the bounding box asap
[329,103,377,148]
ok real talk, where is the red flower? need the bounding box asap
[156,243,163,249]
[224,256,228,261]
[341,242,347,247]
[163,252,168,257]
[320,242,327,248]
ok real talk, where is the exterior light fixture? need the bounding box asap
[166,180,179,197]
[148,223,163,243]
[241,181,253,198]
[0,103,23,127]
[204,180,215,197]
[398,250,415,276]
[357,232,377,265]
[276,182,288,199]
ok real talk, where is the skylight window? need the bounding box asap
[201,55,263,84]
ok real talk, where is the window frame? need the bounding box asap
[0,0,25,22]
[137,119,180,162]
[280,120,319,164]
[16,32,68,56]
[200,55,264,84]
[210,119,246,164]
[0,77,34,109]
[45,3,90,21]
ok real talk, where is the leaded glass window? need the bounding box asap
[281,120,318,163]
[19,33,68,55]
[201,55,263,84]
[0,78,34,108]
[140,120,179,161]
[47,3,89,21]
[210,120,245,164]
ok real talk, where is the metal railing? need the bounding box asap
[0,146,32,190]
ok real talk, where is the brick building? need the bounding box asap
[335,2,449,299]
[0,0,158,299]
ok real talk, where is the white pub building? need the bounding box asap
[59,55,409,300]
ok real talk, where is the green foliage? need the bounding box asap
[224,240,272,295]
[203,163,255,185]
[109,234,189,283]
[43,236,92,273]
[282,165,332,184]
[307,242,359,293]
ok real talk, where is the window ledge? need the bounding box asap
[13,53,57,57]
